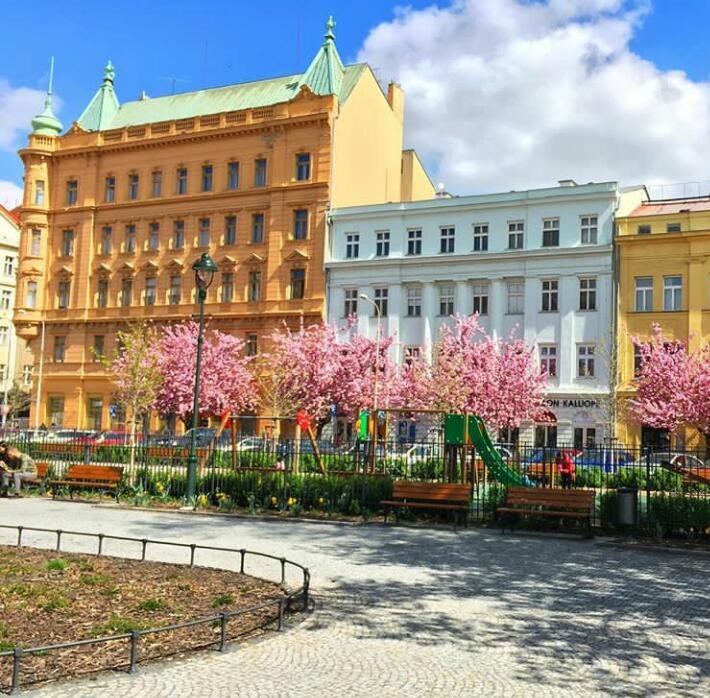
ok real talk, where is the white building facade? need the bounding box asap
[326,181,645,447]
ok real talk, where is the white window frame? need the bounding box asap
[579,277,597,311]
[375,230,390,257]
[472,223,489,252]
[539,344,558,377]
[663,275,682,311]
[541,279,559,312]
[345,233,359,259]
[440,226,455,254]
[407,229,422,256]
[507,279,524,314]
[542,217,560,247]
[508,221,524,249]
[472,281,489,315]
[580,215,598,245]
[405,285,422,317]
[635,277,653,312]
[577,344,595,378]
[344,288,358,317]
[438,284,455,316]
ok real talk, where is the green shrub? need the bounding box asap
[45,558,70,571]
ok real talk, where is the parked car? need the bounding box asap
[404,443,442,464]
[236,436,267,452]
[648,452,705,471]
[574,448,636,468]
[48,429,99,444]
[96,431,143,446]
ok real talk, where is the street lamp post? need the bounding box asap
[359,294,381,472]
[185,252,218,503]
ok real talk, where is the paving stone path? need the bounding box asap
[0,499,708,697]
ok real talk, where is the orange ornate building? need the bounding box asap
[15,20,433,429]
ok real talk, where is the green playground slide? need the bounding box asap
[468,415,526,486]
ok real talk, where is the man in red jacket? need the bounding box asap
[557,450,575,489]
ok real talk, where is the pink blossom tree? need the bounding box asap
[428,315,547,429]
[687,345,710,443]
[154,322,257,424]
[105,321,163,468]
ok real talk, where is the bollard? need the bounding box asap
[97,533,104,556]
[141,539,148,561]
[280,558,286,587]
[16,526,22,548]
[55,530,62,553]
[239,549,246,574]
[10,648,23,694]
[128,631,140,673]
[189,544,196,567]
[219,612,228,651]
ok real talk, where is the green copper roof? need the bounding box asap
[32,57,63,135]
[297,16,344,97]
[77,61,120,131]
[75,18,364,133]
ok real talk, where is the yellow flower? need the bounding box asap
[318,497,325,505]
[197,494,208,508]
[287,497,296,506]
[270,496,278,506]
[155,483,164,494]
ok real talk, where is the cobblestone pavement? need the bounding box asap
[0,499,708,697]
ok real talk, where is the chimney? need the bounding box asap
[558,179,577,187]
[387,82,405,122]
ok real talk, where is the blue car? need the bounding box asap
[574,448,636,469]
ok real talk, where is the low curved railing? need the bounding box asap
[0,524,310,694]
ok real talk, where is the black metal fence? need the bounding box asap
[3,432,710,538]
[0,524,310,694]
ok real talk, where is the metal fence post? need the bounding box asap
[645,447,652,528]
[219,612,228,651]
[189,544,196,567]
[55,530,62,553]
[141,539,148,561]
[128,630,140,673]
[239,549,245,574]
[10,648,23,694]
[97,533,104,556]
[16,525,22,548]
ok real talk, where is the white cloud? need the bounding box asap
[0,180,22,209]
[0,78,51,151]
[359,0,710,193]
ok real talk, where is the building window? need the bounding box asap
[403,346,421,367]
[407,229,422,256]
[201,164,213,192]
[376,231,390,257]
[66,179,78,205]
[345,233,359,259]
[439,284,455,316]
[30,229,41,256]
[151,170,162,197]
[663,276,682,311]
[472,281,489,315]
[176,167,188,195]
[61,229,74,257]
[48,395,65,426]
[580,215,598,244]
[100,226,112,255]
[34,180,45,205]
[93,335,105,360]
[578,344,595,378]
[173,220,185,249]
[53,336,66,362]
[507,279,524,314]
[637,224,651,235]
[245,333,258,357]
[296,153,311,181]
[0,290,10,310]
[125,224,136,253]
[169,275,181,305]
[219,272,233,303]
[633,343,643,376]
[104,176,115,203]
[97,279,109,308]
[26,281,37,309]
[87,397,103,431]
[148,222,160,251]
[540,345,557,377]
[472,224,488,252]
[406,286,422,317]
[145,277,157,306]
[440,227,455,254]
[541,279,558,312]
[254,158,267,187]
[293,210,309,240]
[224,216,237,245]
[248,271,262,302]
[121,278,133,307]
[57,280,70,309]
[227,162,239,190]
[634,277,653,312]
[198,218,211,247]
[667,222,681,233]
[374,287,388,317]
[3,256,13,276]
[290,268,305,300]
[508,221,524,249]
[128,173,139,200]
[579,277,597,311]
[542,218,560,247]
[251,213,265,243]
[344,288,358,316]
[22,365,32,386]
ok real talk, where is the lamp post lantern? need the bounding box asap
[185,252,218,503]
[359,294,381,472]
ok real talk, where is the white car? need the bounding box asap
[236,436,266,452]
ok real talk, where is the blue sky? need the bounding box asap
[1,0,709,202]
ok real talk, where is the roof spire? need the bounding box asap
[31,56,63,136]
[325,16,336,43]
[77,60,120,132]
[297,16,344,97]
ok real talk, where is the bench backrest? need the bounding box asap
[65,465,124,483]
[36,462,49,479]
[506,486,594,509]
[392,480,470,503]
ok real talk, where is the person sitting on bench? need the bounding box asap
[0,442,37,497]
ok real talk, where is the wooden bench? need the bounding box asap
[497,487,594,536]
[50,465,124,501]
[380,481,471,528]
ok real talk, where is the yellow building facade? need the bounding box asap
[15,21,433,429]
[615,196,710,448]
